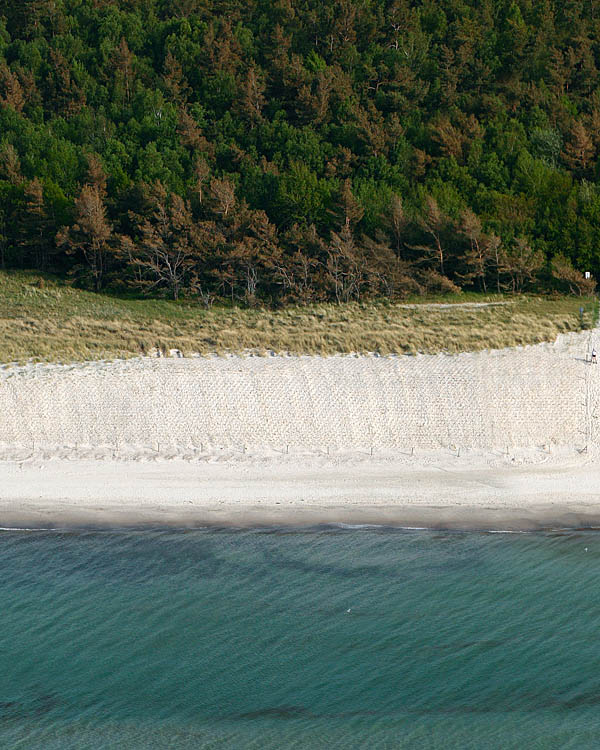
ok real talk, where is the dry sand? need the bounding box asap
[1,449,599,530]
[0,326,599,529]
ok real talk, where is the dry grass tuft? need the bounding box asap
[0,271,596,363]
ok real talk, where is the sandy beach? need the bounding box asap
[0,448,598,530]
[0,325,598,530]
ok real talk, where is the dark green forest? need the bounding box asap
[0,0,599,304]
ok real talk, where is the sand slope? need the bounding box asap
[0,328,597,454]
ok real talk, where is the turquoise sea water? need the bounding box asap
[1,526,600,748]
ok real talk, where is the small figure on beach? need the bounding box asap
[592,348,597,364]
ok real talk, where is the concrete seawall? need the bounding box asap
[0,328,597,454]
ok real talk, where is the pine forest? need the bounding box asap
[0,0,599,304]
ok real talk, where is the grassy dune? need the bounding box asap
[0,271,596,363]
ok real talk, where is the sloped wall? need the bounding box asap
[0,329,593,453]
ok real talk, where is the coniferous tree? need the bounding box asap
[563,121,596,177]
[57,184,113,291]
[19,178,50,269]
[416,196,449,277]
[123,183,201,301]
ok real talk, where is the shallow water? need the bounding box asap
[1,526,600,748]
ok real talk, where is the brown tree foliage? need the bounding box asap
[86,153,107,196]
[123,182,205,301]
[163,52,191,103]
[457,208,489,291]
[339,178,364,226]
[115,38,135,104]
[57,184,113,291]
[240,67,266,122]
[416,195,448,276]
[551,253,596,295]
[498,238,544,293]
[192,157,210,206]
[361,235,419,298]
[177,107,210,152]
[430,117,465,161]
[210,177,236,218]
[0,144,23,185]
[326,222,366,303]
[562,120,596,176]
[0,63,25,112]
[276,224,326,304]
[218,206,281,305]
[48,49,86,117]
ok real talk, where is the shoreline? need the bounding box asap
[2,508,600,533]
[3,503,600,532]
[1,452,600,531]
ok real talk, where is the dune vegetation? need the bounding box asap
[0,271,596,363]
